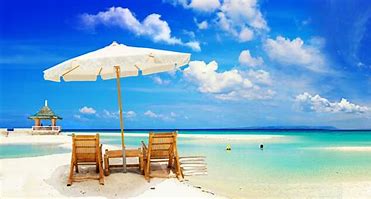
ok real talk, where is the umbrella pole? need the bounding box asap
[115,66,127,173]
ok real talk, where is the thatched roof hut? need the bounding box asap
[28,100,62,127]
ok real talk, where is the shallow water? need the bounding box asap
[98,130,371,197]
[0,144,69,159]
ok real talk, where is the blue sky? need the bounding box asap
[0,0,370,129]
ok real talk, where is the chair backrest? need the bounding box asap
[148,132,177,159]
[72,134,100,162]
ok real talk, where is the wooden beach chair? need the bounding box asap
[67,134,104,186]
[141,131,183,181]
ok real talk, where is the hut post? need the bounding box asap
[51,118,56,126]
[34,118,41,126]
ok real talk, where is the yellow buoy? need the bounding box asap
[226,144,231,151]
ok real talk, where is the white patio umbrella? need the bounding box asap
[44,41,191,172]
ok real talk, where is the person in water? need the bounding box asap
[260,144,264,150]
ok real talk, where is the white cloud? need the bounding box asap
[73,114,88,121]
[151,76,171,85]
[214,88,275,101]
[184,60,248,93]
[183,30,196,39]
[144,110,176,121]
[221,0,268,30]
[184,41,201,51]
[295,92,369,114]
[183,60,274,100]
[189,0,221,12]
[102,109,119,119]
[238,27,254,42]
[216,0,268,42]
[216,12,239,38]
[239,50,264,67]
[167,0,221,12]
[170,112,177,117]
[164,0,189,7]
[264,36,326,72]
[125,111,137,119]
[79,106,96,114]
[100,109,137,119]
[195,20,208,30]
[80,7,201,51]
[166,0,268,42]
[144,110,157,118]
[247,70,271,85]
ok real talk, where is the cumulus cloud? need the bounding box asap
[80,7,201,51]
[247,70,271,85]
[184,41,201,51]
[189,0,221,12]
[79,106,96,114]
[166,0,221,12]
[215,0,268,42]
[151,76,171,85]
[100,109,136,119]
[144,110,176,121]
[125,111,137,119]
[295,92,369,114]
[195,19,208,30]
[183,60,274,100]
[238,27,254,42]
[73,114,89,121]
[101,109,119,119]
[166,0,267,42]
[264,36,326,72]
[239,50,264,67]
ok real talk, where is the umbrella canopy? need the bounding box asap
[44,41,190,82]
[44,41,191,172]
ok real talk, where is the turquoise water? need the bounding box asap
[0,144,70,159]
[96,130,371,197]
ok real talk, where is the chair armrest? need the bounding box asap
[141,141,147,151]
[99,144,103,154]
[141,141,148,159]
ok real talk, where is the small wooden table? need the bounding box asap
[104,148,143,176]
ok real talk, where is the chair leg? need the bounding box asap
[139,155,144,174]
[75,163,79,173]
[175,155,183,180]
[98,160,104,185]
[168,155,174,168]
[104,154,110,176]
[67,156,75,186]
[145,157,151,182]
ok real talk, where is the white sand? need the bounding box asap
[0,134,223,199]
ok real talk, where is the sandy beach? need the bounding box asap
[2,133,371,198]
[0,134,224,199]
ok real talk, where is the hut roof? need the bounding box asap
[28,101,62,120]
